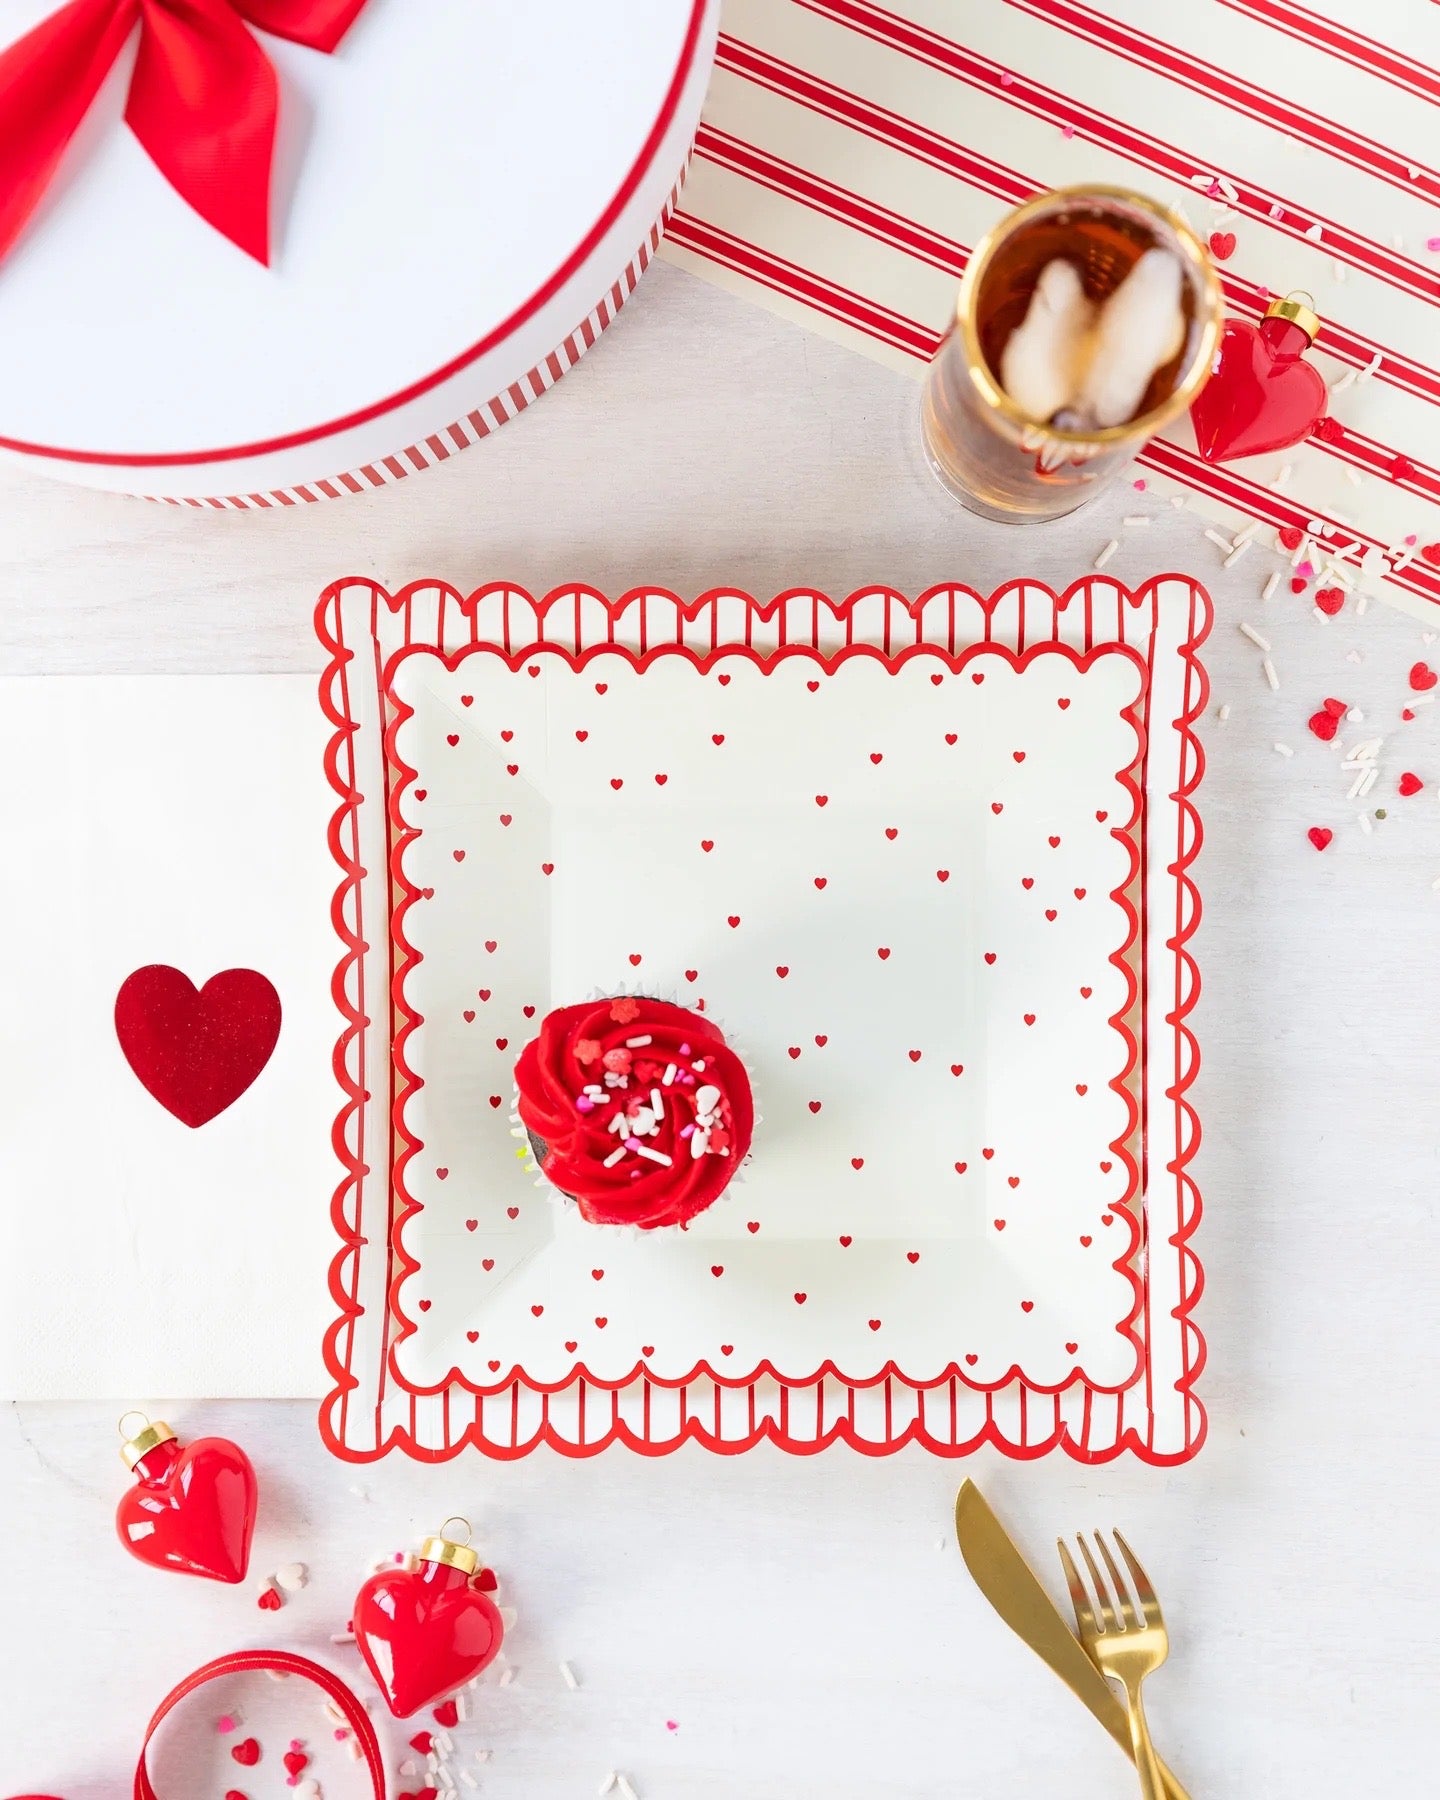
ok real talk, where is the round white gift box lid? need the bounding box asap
[0,0,716,502]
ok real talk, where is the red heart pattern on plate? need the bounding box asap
[381,641,1153,1403]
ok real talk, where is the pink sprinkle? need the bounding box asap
[1206,179,1221,198]
[679,1123,696,1138]
[575,1096,595,1112]
[625,1137,642,1152]
[334,1728,350,1740]
[999,70,1014,86]
[1132,478,1146,491]
[1427,236,1440,253]
[1269,203,1285,220]
[394,1551,406,1563]
[1295,559,1315,579]
[216,1716,238,1735]
[1405,533,1418,545]
[678,1043,691,1055]
[1061,123,1076,138]
[666,1720,680,1732]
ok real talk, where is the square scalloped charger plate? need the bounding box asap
[318,576,1207,1463]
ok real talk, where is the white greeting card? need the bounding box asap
[318,576,1207,1463]
[0,676,337,1400]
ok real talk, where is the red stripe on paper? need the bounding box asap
[1007,0,1439,203]
[778,2,1440,305]
[1213,0,1440,105]
[716,35,1440,402]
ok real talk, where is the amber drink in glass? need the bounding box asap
[921,186,1222,522]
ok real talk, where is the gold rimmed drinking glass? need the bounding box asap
[921,185,1223,523]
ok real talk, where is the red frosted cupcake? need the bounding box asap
[513,997,754,1229]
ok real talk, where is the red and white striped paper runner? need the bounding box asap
[662,0,1440,616]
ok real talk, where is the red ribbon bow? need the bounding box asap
[0,0,369,267]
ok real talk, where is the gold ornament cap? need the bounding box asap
[419,1516,481,1576]
[119,1412,177,1470]
[1265,293,1321,341]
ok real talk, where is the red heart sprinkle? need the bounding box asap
[1289,577,1307,594]
[232,1740,261,1766]
[907,1250,920,1264]
[991,802,1003,814]
[727,915,740,929]
[1209,230,1236,259]
[507,1206,519,1218]
[1410,662,1437,691]
[1315,588,1344,616]
[1020,1299,1034,1312]
[950,1063,964,1076]
[794,1292,807,1304]
[869,751,883,764]
[984,952,996,964]
[869,1319,882,1331]
[775,964,788,977]
[884,827,898,840]
[258,1587,281,1611]
[1278,527,1303,549]
[747,1220,760,1233]
[815,1034,828,1046]
[993,1219,1006,1231]
[814,876,827,888]
[684,969,698,982]
[284,1751,309,1777]
[410,1733,435,1754]
[446,733,459,746]
[908,1049,922,1062]
[1422,543,1440,566]
[788,1046,801,1059]
[808,1100,822,1113]
[936,869,950,882]
[815,794,828,807]
[876,946,891,960]
[628,953,642,966]
[1398,771,1424,796]
[433,1701,460,1728]
[1308,826,1333,851]
[965,1353,978,1366]
[711,1265,724,1278]
[1308,710,1339,741]
[954,1162,968,1174]
[1323,696,1348,717]
[466,1330,479,1343]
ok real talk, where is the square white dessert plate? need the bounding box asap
[317,576,1207,1464]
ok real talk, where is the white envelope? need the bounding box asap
[0,675,336,1400]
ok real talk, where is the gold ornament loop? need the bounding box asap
[118,1409,152,1440]
[420,1516,481,1575]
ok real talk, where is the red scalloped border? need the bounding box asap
[316,576,1210,1464]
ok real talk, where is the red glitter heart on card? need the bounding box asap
[114,965,280,1129]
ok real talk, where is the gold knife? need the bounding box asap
[954,1481,1191,1800]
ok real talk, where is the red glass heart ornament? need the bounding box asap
[114,964,281,1128]
[115,1420,257,1584]
[354,1532,505,1718]
[1190,299,1328,464]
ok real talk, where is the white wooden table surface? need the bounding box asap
[2,263,1438,1799]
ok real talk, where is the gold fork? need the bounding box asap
[1058,1531,1171,1800]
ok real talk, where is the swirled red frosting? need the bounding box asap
[513,997,754,1229]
